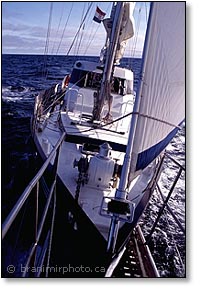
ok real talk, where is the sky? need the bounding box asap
[2,1,200,289]
[2,1,149,57]
[1,1,200,289]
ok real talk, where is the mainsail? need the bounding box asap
[128,2,185,182]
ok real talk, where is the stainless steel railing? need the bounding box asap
[145,152,185,243]
[2,132,65,277]
[2,132,65,239]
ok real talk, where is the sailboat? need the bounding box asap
[2,2,185,277]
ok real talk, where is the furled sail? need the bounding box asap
[102,2,135,65]
[128,2,185,183]
[115,2,135,64]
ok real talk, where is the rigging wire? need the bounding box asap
[43,2,53,81]
[153,176,185,276]
[56,2,74,55]
[82,1,99,55]
[83,2,112,56]
[38,73,87,117]
[82,6,99,56]
[61,111,133,135]
[76,23,85,56]
[83,25,100,56]
[51,3,65,55]
[66,2,93,56]
[131,3,142,61]
[74,2,86,56]
[60,109,182,135]
[162,206,185,275]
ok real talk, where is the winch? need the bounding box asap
[87,143,115,189]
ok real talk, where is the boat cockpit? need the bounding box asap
[63,61,135,128]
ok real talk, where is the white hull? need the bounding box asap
[33,102,158,242]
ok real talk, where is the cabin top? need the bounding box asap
[73,60,134,81]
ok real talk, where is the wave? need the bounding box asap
[2,85,35,102]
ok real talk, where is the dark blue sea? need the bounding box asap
[1,54,185,277]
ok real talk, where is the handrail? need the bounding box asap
[22,179,56,277]
[156,182,185,234]
[122,99,134,117]
[116,99,134,131]
[145,151,185,244]
[2,132,66,239]
[165,152,185,171]
[65,87,79,111]
[75,92,84,123]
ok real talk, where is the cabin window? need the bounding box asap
[70,69,133,95]
[70,69,87,87]
[70,69,102,89]
[112,77,129,95]
[86,72,102,89]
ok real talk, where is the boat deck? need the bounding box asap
[60,87,135,148]
[35,107,157,241]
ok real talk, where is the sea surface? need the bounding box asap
[2,54,185,277]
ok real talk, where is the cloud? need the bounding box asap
[2,22,30,32]
[2,10,144,56]
[2,21,47,38]
[2,7,107,55]
[2,34,46,53]
[2,20,51,54]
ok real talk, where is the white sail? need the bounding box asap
[128,2,185,182]
[102,2,135,65]
[115,2,135,64]
[119,2,135,42]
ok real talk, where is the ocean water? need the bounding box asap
[1,54,185,277]
[140,126,185,277]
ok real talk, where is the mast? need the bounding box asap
[93,2,125,121]
[106,2,155,254]
[102,2,124,84]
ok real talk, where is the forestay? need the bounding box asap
[128,2,185,182]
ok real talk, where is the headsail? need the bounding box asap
[128,2,185,182]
